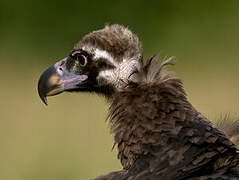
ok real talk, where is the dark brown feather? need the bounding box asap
[94,57,239,180]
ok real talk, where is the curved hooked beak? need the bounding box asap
[37,58,88,105]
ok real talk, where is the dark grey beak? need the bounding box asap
[37,58,88,105]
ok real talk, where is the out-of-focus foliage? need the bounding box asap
[0,0,239,179]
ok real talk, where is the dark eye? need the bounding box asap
[76,54,87,67]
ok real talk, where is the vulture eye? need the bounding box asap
[71,51,88,67]
[76,54,87,67]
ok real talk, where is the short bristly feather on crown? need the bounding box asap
[38,24,239,180]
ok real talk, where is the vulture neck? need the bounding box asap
[109,72,189,169]
[107,58,236,175]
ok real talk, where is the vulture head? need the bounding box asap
[38,24,142,104]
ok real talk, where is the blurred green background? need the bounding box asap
[0,0,239,179]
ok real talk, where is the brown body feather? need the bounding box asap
[94,57,239,180]
[215,115,239,147]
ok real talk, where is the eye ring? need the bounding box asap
[77,54,87,67]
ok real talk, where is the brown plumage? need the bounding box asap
[38,24,239,180]
[216,114,239,148]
